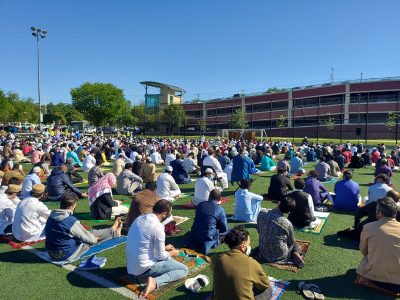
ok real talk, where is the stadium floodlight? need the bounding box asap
[30,26,48,131]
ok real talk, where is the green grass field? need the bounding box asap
[0,160,396,300]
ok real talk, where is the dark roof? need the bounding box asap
[140,81,186,94]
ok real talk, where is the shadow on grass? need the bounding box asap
[0,249,47,264]
[323,234,359,250]
[286,269,393,299]
[66,266,127,289]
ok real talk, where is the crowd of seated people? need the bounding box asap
[1,133,400,297]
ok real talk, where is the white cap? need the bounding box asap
[165,166,173,172]
[32,166,41,173]
[136,155,142,160]
[205,168,213,174]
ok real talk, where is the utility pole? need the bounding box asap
[330,68,334,83]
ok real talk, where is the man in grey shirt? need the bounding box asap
[116,163,143,195]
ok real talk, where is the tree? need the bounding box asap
[162,104,189,135]
[231,108,249,129]
[0,90,16,126]
[276,114,287,128]
[43,102,84,125]
[323,114,335,130]
[198,119,207,134]
[71,82,127,127]
[266,87,286,93]
[386,112,398,130]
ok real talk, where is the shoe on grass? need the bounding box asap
[185,275,209,293]
[78,255,107,270]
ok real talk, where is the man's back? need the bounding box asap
[126,213,167,276]
[267,174,292,200]
[334,179,359,211]
[357,218,400,285]
[211,249,270,300]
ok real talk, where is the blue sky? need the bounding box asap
[1,0,399,104]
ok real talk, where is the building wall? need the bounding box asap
[182,79,400,138]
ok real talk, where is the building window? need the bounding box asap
[186,110,203,117]
[349,113,388,124]
[350,92,400,104]
[294,97,319,108]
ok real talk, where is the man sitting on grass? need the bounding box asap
[257,197,305,268]
[333,170,360,212]
[185,189,229,255]
[357,197,400,293]
[0,184,21,235]
[45,191,122,262]
[211,225,271,300]
[13,184,50,242]
[126,200,188,298]
[233,179,263,223]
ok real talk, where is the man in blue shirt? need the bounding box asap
[185,189,229,255]
[333,170,360,212]
[234,179,263,222]
[290,153,305,175]
[20,167,42,199]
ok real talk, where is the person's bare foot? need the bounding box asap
[139,277,157,298]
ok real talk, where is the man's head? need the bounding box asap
[176,153,182,160]
[224,225,251,255]
[343,170,353,180]
[294,178,305,190]
[65,158,74,166]
[5,184,21,200]
[32,166,41,175]
[376,197,397,219]
[60,164,68,173]
[308,170,318,178]
[375,174,390,185]
[13,164,21,171]
[31,183,46,199]
[239,179,252,190]
[208,189,222,202]
[207,148,214,156]
[278,197,296,213]
[95,157,103,166]
[145,181,157,192]
[204,168,213,178]
[387,190,400,203]
[125,163,133,170]
[60,191,78,211]
[153,199,172,223]
[165,166,173,174]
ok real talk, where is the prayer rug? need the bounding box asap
[182,197,231,209]
[0,225,91,249]
[354,274,400,298]
[266,240,311,272]
[173,216,190,225]
[118,248,209,300]
[35,236,127,266]
[0,235,45,249]
[269,276,290,300]
[295,217,327,235]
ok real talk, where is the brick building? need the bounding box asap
[182,78,400,140]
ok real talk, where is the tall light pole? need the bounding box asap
[31,27,47,131]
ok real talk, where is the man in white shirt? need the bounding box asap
[165,151,176,167]
[233,179,264,223]
[0,184,21,235]
[156,166,181,201]
[126,200,188,298]
[150,150,164,165]
[202,149,229,189]
[13,184,51,242]
[183,152,200,175]
[20,167,42,199]
[193,168,216,206]
[82,151,96,172]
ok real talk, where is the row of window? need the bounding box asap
[185,91,400,117]
[350,92,400,103]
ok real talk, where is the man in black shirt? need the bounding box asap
[266,168,293,201]
[287,178,316,228]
